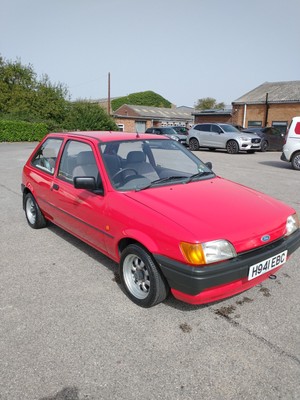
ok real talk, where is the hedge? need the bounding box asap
[0,120,48,142]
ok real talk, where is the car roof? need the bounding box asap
[46,131,167,142]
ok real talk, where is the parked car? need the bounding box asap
[145,126,187,146]
[22,131,300,307]
[242,127,285,152]
[281,116,300,170]
[172,126,189,135]
[187,123,261,154]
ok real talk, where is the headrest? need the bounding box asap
[77,151,95,165]
[127,151,146,163]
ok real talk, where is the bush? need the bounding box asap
[0,120,48,142]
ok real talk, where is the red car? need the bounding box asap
[22,131,300,307]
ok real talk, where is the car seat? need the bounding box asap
[126,151,159,181]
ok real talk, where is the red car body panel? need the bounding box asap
[22,131,300,305]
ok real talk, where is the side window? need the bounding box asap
[195,124,210,132]
[31,138,63,174]
[194,125,202,131]
[58,140,99,184]
[211,125,221,133]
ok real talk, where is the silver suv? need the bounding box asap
[187,123,261,154]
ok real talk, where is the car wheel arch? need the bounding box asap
[22,186,33,209]
[118,231,159,259]
[291,151,300,170]
[226,139,239,154]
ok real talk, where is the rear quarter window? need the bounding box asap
[31,138,63,174]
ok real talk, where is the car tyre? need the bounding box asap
[24,192,47,229]
[189,138,200,151]
[291,152,300,170]
[261,140,268,152]
[226,140,239,154]
[120,244,169,307]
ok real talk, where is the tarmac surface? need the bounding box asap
[0,142,299,400]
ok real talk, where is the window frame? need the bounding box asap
[31,137,63,175]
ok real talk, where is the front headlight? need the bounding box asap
[180,239,237,265]
[240,137,250,141]
[285,213,299,236]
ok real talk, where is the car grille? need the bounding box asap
[251,138,261,144]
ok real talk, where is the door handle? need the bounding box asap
[52,183,59,191]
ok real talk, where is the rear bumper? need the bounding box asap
[154,229,300,305]
[281,152,288,161]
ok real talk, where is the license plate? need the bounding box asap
[248,250,288,280]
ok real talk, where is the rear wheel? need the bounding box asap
[261,140,268,152]
[189,138,200,151]
[226,140,239,154]
[24,193,47,229]
[120,244,169,308]
[291,152,300,170]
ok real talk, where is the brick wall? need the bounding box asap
[232,103,300,127]
[194,114,232,124]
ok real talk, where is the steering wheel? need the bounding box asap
[112,168,138,181]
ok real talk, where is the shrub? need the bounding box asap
[0,120,48,142]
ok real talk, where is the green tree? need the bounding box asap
[63,101,117,131]
[0,56,69,129]
[111,90,172,111]
[194,97,225,110]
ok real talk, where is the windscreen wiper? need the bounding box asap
[186,171,214,182]
[136,176,188,191]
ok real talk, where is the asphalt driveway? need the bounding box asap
[0,142,299,400]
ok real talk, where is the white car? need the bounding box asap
[281,116,300,170]
[188,123,261,154]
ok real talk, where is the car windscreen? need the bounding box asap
[99,139,214,191]
[220,124,240,133]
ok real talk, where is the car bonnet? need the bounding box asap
[124,177,294,254]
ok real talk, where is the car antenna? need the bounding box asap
[136,131,140,138]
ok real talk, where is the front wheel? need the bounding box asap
[291,152,300,170]
[189,138,200,151]
[226,140,239,154]
[24,192,47,229]
[120,244,169,307]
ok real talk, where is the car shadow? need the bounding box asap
[259,160,292,169]
[46,222,242,312]
[47,222,118,275]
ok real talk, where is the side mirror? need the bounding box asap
[74,176,96,190]
[73,176,103,194]
[205,162,213,170]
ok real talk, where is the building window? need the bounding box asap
[117,124,124,131]
[272,121,288,134]
[248,121,262,127]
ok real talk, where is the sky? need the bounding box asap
[1,0,300,107]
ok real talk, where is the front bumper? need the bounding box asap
[240,143,261,150]
[154,229,300,304]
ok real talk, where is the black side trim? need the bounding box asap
[154,230,300,295]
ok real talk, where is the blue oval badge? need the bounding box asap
[261,235,270,242]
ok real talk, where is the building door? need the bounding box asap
[135,121,146,133]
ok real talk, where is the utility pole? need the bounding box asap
[264,92,269,127]
[107,72,111,115]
